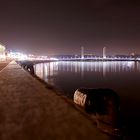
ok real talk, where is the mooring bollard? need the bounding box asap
[73,88,123,136]
[73,89,87,107]
[18,61,35,75]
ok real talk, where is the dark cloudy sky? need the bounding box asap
[0,0,140,56]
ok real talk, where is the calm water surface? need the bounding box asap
[34,61,140,140]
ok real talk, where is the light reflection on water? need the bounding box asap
[34,61,140,139]
[35,61,139,79]
[34,61,140,95]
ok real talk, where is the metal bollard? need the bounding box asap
[73,88,123,135]
[18,60,35,75]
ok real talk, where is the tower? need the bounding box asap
[81,46,84,59]
[103,47,106,58]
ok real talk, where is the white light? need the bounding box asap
[50,57,59,60]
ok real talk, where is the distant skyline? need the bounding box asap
[0,0,140,55]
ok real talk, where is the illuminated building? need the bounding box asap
[0,43,6,61]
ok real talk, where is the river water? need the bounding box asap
[34,61,140,140]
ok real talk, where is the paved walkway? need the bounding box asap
[0,61,112,140]
[0,61,9,71]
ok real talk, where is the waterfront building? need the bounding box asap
[0,43,6,61]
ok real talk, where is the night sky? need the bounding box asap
[0,0,140,56]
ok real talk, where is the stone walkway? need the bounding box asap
[0,61,9,71]
[0,61,112,140]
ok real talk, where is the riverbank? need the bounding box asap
[0,61,115,140]
[17,59,140,66]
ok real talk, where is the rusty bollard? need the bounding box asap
[73,88,123,137]
[18,60,35,75]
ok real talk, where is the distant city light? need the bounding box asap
[4,50,140,61]
[50,57,59,60]
[7,52,28,60]
[6,51,49,61]
[1,45,140,62]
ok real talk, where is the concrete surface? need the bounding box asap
[0,61,112,140]
[0,62,9,71]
